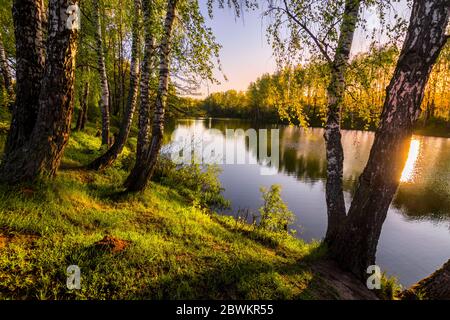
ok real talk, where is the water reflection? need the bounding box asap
[400,139,421,183]
[166,119,450,222]
[165,119,450,286]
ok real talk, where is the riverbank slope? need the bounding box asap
[0,113,378,299]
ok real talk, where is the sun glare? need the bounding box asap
[400,139,421,183]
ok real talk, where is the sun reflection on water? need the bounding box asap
[400,139,421,183]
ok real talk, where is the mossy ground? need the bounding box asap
[0,116,343,300]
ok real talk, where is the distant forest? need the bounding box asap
[198,44,450,134]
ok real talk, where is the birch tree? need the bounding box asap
[328,0,449,279]
[125,0,221,192]
[0,0,80,183]
[75,73,90,131]
[402,259,450,300]
[266,0,363,244]
[135,0,158,164]
[124,0,178,191]
[87,0,142,170]
[3,0,46,155]
[0,32,14,108]
[267,0,449,281]
[93,0,111,146]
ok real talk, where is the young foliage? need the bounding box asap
[259,184,295,233]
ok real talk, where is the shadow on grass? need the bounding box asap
[212,215,327,260]
[135,248,335,300]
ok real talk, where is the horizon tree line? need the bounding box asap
[200,43,450,130]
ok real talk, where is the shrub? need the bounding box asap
[152,156,230,210]
[258,184,295,233]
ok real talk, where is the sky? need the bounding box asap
[194,0,411,97]
[196,4,276,96]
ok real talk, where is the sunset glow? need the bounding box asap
[400,139,421,183]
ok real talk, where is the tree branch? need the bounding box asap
[278,0,333,64]
[76,63,100,71]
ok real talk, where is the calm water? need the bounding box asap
[165,118,450,287]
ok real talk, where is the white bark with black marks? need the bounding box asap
[136,0,156,164]
[93,0,110,146]
[0,0,79,183]
[125,0,178,192]
[88,0,142,170]
[324,0,361,245]
[0,33,14,108]
[328,0,449,280]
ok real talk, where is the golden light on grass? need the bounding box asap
[400,138,421,183]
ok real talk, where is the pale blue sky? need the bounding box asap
[196,0,410,97]
[198,4,276,96]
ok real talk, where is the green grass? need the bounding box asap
[0,126,337,300]
[375,273,403,300]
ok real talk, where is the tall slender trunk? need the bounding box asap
[323,0,361,245]
[88,0,142,170]
[112,33,119,115]
[75,79,89,131]
[0,0,79,183]
[118,34,124,117]
[328,0,449,280]
[401,259,450,300]
[93,0,110,146]
[0,33,15,108]
[124,0,178,192]
[3,0,45,155]
[136,0,156,164]
[118,2,125,117]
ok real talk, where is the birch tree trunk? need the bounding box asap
[0,0,79,183]
[75,79,89,131]
[88,0,142,170]
[402,259,450,300]
[93,0,110,146]
[125,0,178,192]
[328,0,449,280]
[3,0,45,155]
[118,3,125,116]
[136,0,156,164]
[323,0,361,245]
[0,33,14,108]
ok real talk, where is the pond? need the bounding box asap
[165,118,450,287]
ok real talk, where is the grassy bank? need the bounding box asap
[0,125,350,300]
